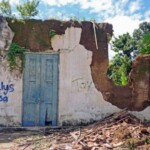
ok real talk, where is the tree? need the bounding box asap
[0,0,39,19]
[133,22,150,41]
[138,33,150,54]
[16,0,39,19]
[112,33,136,57]
[108,22,150,85]
[133,22,150,52]
[0,0,11,16]
[107,55,131,85]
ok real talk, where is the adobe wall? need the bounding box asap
[0,17,149,126]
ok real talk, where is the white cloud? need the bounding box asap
[131,13,142,20]
[41,0,145,22]
[42,0,78,6]
[144,10,150,22]
[105,15,141,59]
[42,0,113,13]
[120,0,129,4]
[129,0,141,13]
[105,15,141,37]
[41,0,57,6]
[81,0,113,13]
[10,0,20,5]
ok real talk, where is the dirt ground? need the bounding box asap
[0,127,77,150]
[0,129,68,150]
[0,111,150,150]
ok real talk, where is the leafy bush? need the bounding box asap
[107,55,131,85]
[7,43,26,71]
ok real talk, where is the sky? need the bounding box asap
[2,0,150,58]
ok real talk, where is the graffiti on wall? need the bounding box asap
[0,81,14,103]
[72,78,93,91]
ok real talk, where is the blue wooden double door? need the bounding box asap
[22,53,59,126]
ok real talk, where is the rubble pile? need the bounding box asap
[1,110,149,150]
[50,110,150,150]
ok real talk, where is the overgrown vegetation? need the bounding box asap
[108,22,150,85]
[49,30,56,49]
[49,30,56,38]
[7,43,26,71]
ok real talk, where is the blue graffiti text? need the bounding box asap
[0,81,14,103]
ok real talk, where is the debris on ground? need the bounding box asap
[0,110,150,150]
[50,110,150,150]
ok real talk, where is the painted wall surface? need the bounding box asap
[0,61,22,126]
[0,18,22,126]
[52,27,150,125]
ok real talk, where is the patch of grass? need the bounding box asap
[127,139,136,150]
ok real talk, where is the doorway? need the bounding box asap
[22,53,59,126]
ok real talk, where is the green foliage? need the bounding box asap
[133,22,150,50]
[128,140,135,150]
[145,137,150,144]
[49,30,56,38]
[108,21,150,85]
[138,32,150,54]
[107,55,131,85]
[0,0,39,20]
[112,33,136,57]
[16,0,39,19]
[0,0,11,16]
[7,43,26,71]
[133,22,150,41]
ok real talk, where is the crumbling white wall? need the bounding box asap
[0,62,22,126]
[52,27,121,125]
[0,18,22,126]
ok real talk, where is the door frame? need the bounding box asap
[22,52,59,126]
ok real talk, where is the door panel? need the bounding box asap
[22,53,59,126]
[23,54,41,126]
[40,54,59,126]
